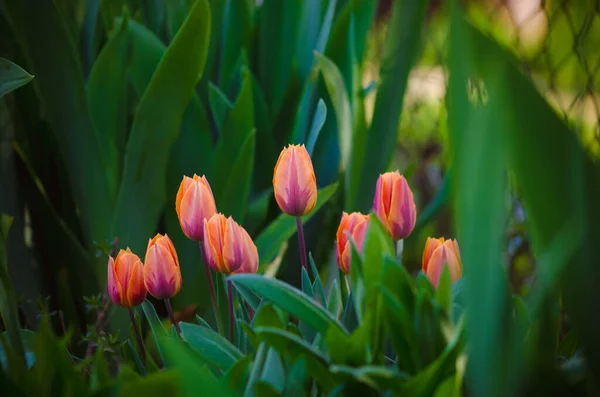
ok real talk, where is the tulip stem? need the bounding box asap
[199,242,224,336]
[128,308,146,366]
[296,216,308,271]
[165,298,182,339]
[227,279,235,344]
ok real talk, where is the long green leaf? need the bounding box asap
[255,183,338,266]
[0,58,34,98]
[112,0,211,253]
[180,322,243,371]
[86,15,130,200]
[352,0,429,212]
[4,1,113,243]
[230,274,348,337]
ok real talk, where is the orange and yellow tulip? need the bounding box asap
[422,237,463,287]
[176,174,217,242]
[107,249,147,307]
[335,212,370,274]
[273,144,317,216]
[144,234,182,299]
[373,171,417,241]
[203,213,259,275]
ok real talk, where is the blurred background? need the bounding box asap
[1,1,599,391]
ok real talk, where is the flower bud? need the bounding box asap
[203,213,259,275]
[273,144,317,216]
[176,174,217,241]
[335,212,370,274]
[422,237,463,287]
[373,171,417,241]
[107,248,147,308]
[144,234,182,299]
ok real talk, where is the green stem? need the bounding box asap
[128,307,146,366]
[227,279,234,344]
[296,216,308,271]
[164,298,181,339]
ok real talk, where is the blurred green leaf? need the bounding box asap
[305,99,327,156]
[259,348,285,393]
[352,0,429,212]
[112,0,211,252]
[219,0,252,87]
[329,364,410,391]
[141,300,168,364]
[244,188,273,236]
[0,329,35,370]
[327,279,343,320]
[230,274,348,336]
[254,327,336,390]
[86,15,131,200]
[255,183,338,266]
[164,0,189,39]
[208,82,233,133]
[180,322,243,371]
[254,381,282,397]
[0,58,34,98]
[5,0,113,243]
[435,266,453,316]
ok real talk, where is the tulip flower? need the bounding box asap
[203,213,258,343]
[107,248,147,308]
[106,248,147,363]
[273,144,317,217]
[144,233,182,336]
[422,237,463,287]
[203,214,259,275]
[175,174,217,242]
[335,212,370,274]
[373,171,417,241]
[273,144,317,272]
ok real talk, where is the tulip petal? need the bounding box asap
[107,256,123,306]
[126,258,147,307]
[422,237,444,272]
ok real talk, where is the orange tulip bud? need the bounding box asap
[203,213,259,275]
[107,249,147,308]
[373,171,417,241]
[144,234,182,299]
[335,212,370,274]
[422,237,462,287]
[175,174,217,242]
[273,144,317,216]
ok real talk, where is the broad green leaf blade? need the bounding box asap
[112,0,212,253]
[5,2,113,243]
[86,15,130,200]
[208,82,233,133]
[255,183,338,266]
[329,365,410,392]
[259,349,285,393]
[314,53,352,174]
[165,0,189,39]
[141,300,168,364]
[230,274,348,337]
[352,0,429,212]
[435,266,453,316]
[0,329,36,370]
[301,267,315,298]
[244,188,273,236]
[211,68,255,204]
[327,279,342,319]
[179,322,243,371]
[219,0,252,87]
[218,130,256,222]
[308,254,327,307]
[0,58,34,98]
[305,99,327,155]
[254,327,336,391]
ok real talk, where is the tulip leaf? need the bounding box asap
[141,300,168,364]
[179,322,243,371]
[305,99,327,156]
[208,82,233,134]
[244,188,273,236]
[86,15,130,200]
[112,0,211,253]
[255,183,338,266]
[211,68,255,202]
[4,1,113,243]
[217,130,256,222]
[230,274,348,337]
[253,327,336,391]
[435,266,453,316]
[0,58,34,98]
[351,0,428,212]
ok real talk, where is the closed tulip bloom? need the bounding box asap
[373,171,417,241]
[422,237,463,287]
[107,249,147,308]
[144,234,182,299]
[203,213,259,275]
[335,212,370,274]
[273,144,317,216]
[176,174,217,241]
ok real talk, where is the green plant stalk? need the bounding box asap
[296,216,308,271]
[227,279,234,344]
[165,298,182,339]
[128,307,146,366]
[199,242,224,335]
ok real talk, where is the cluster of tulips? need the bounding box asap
[106,143,463,363]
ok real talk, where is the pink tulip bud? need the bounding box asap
[373,171,417,241]
[175,174,217,241]
[144,234,182,299]
[422,237,463,287]
[107,249,147,307]
[335,212,370,274]
[273,144,317,216]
